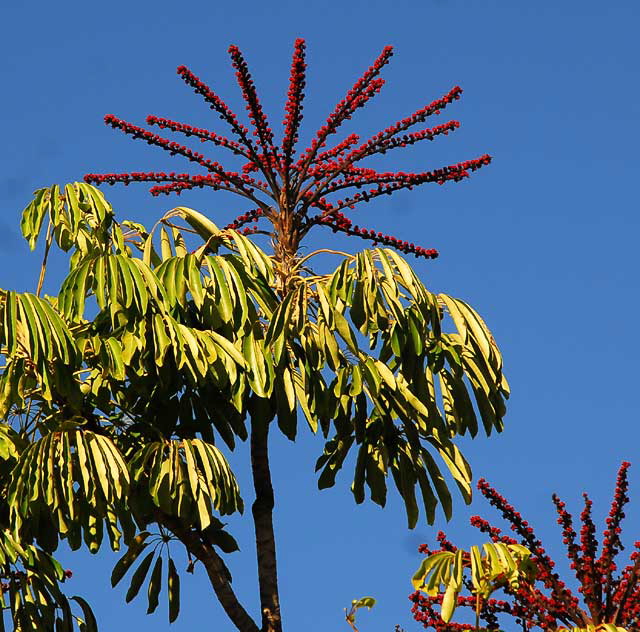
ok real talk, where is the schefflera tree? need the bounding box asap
[0,41,508,631]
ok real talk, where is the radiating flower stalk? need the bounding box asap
[409,462,640,631]
[85,39,491,293]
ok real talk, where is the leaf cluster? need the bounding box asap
[412,542,534,623]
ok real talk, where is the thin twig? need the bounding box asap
[293,248,354,271]
[36,220,53,297]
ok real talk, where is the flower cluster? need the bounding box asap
[314,212,438,258]
[85,40,492,260]
[224,207,265,231]
[282,38,306,166]
[146,115,247,157]
[410,463,640,631]
[228,45,275,161]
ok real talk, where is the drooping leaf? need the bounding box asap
[125,550,155,603]
[167,557,180,623]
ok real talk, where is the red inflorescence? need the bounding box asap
[85,41,494,259]
[228,45,276,164]
[282,38,307,167]
[410,463,640,631]
[146,115,248,157]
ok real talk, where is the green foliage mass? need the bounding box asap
[0,183,509,629]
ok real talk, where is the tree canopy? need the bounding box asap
[0,40,508,631]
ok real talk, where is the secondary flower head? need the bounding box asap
[411,463,640,631]
[85,40,492,260]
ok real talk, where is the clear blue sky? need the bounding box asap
[2,1,639,630]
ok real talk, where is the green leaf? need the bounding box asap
[332,310,358,354]
[143,233,160,267]
[160,226,173,260]
[351,596,376,610]
[167,557,180,623]
[146,556,163,614]
[70,595,98,632]
[20,187,49,250]
[205,256,234,323]
[440,582,457,623]
[173,206,220,242]
[125,550,155,603]
[111,532,151,587]
[207,528,240,554]
[171,226,187,258]
[275,368,297,440]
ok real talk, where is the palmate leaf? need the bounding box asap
[111,529,195,623]
[111,534,184,623]
[20,182,114,258]
[20,186,51,251]
[142,205,275,288]
[412,542,533,623]
[0,291,80,403]
[150,312,246,386]
[73,221,276,395]
[59,254,257,400]
[8,429,131,553]
[157,206,274,284]
[129,439,243,529]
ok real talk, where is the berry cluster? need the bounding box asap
[85,40,492,260]
[410,463,640,631]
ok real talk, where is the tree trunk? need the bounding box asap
[250,417,282,632]
[272,198,301,297]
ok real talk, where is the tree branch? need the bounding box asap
[158,512,260,632]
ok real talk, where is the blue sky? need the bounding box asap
[1,1,639,630]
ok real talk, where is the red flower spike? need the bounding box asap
[313,213,438,260]
[95,116,268,200]
[282,39,307,168]
[86,41,492,263]
[598,462,631,613]
[311,86,464,189]
[228,45,278,173]
[224,207,266,231]
[146,115,249,158]
[314,133,360,164]
[176,65,257,154]
[295,46,393,174]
